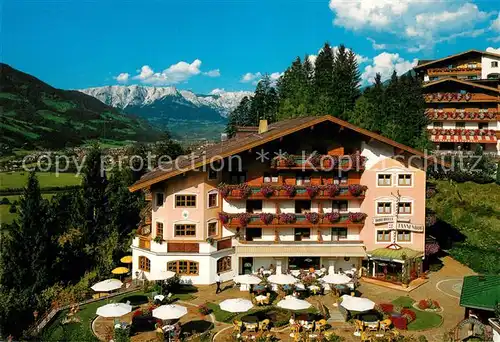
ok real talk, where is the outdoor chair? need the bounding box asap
[354,319,364,334]
[259,319,270,331]
[366,322,379,332]
[380,319,392,331]
[232,320,242,333]
[314,319,327,332]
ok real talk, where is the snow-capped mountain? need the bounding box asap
[79,85,252,118]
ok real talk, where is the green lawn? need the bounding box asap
[0,172,81,189]
[427,181,500,274]
[392,297,442,331]
[0,193,56,225]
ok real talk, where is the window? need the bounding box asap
[217,256,232,273]
[175,195,196,208]
[397,230,411,242]
[294,228,310,241]
[455,122,465,128]
[378,174,392,186]
[433,122,443,128]
[332,228,348,241]
[492,61,498,68]
[230,172,246,184]
[246,200,262,213]
[139,256,151,272]
[156,222,164,239]
[398,202,412,214]
[295,200,311,214]
[377,202,392,214]
[208,192,218,208]
[467,75,478,80]
[174,224,196,236]
[467,63,477,69]
[296,175,311,185]
[167,260,199,275]
[478,123,488,130]
[208,221,217,236]
[263,173,278,183]
[377,230,391,242]
[332,200,348,212]
[398,174,412,186]
[333,172,348,185]
[208,169,218,180]
[156,193,164,207]
[245,228,262,241]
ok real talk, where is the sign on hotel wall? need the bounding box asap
[387,222,424,232]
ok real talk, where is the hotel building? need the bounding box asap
[414,49,500,156]
[129,116,432,285]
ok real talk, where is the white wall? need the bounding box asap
[361,141,395,170]
[427,122,490,129]
[481,55,500,79]
[223,199,246,213]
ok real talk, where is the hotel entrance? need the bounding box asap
[288,257,321,271]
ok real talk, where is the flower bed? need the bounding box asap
[415,299,442,312]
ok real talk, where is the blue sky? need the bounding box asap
[2,0,500,94]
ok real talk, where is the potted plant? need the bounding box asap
[348,212,366,223]
[305,212,320,224]
[348,184,367,197]
[281,184,296,197]
[307,152,321,167]
[259,213,274,225]
[282,153,296,167]
[237,212,252,227]
[218,212,230,224]
[324,212,341,223]
[260,185,274,198]
[153,236,163,244]
[217,183,231,198]
[279,213,296,224]
[322,155,336,168]
[236,183,252,199]
[306,185,320,198]
[323,184,340,197]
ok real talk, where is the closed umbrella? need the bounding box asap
[112,267,129,275]
[233,274,262,285]
[153,304,188,320]
[91,279,123,292]
[268,274,297,285]
[96,303,132,317]
[147,270,176,281]
[322,273,351,285]
[340,295,375,312]
[277,297,311,310]
[219,298,253,313]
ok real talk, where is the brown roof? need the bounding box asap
[414,49,500,70]
[129,115,435,192]
[423,77,500,93]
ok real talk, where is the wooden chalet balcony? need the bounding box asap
[235,239,364,246]
[425,92,498,103]
[427,67,481,76]
[428,128,498,143]
[222,184,367,201]
[270,153,366,171]
[426,109,498,121]
[220,212,366,229]
[138,236,151,250]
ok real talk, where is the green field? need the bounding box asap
[0,193,56,225]
[0,172,81,190]
[427,180,500,274]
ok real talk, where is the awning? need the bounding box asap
[235,244,366,257]
[368,247,423,263]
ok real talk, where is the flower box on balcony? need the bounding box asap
[348,212,367,223]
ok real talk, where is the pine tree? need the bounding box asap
[277,56,311,119]
[313,42,335,114]
[226,96,251,136]
[382,70,400,141]
[332,45,361,120]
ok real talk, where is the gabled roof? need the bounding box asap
[415,49,500,70]
[423,77,500,93]
[129,115,436,192]
[460,275,500,311]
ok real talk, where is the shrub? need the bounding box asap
[401,308,416,323]
[198,304,210,315]
[418,336,428,342]
[9,204,16,213]
[164,274,182,293]
[1,197,9,204]
[379,303,394,313]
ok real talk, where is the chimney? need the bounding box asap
[258,120,268,134]
[221,133,228,142]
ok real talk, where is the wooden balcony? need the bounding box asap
[220,212,366,229]
[427,67,481,76]
[167,242,199,253]
[428,128,498,143]
[236,239,364,245]
[270,153,366,171]
[217,238,232,251]
[426,109,498,121]
[138,237,151,250]
[425,92,498,103]
[222,184,367,201]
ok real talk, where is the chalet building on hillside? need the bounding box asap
[414,49,500,156]
[128,115,434,285]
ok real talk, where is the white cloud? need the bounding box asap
[308,46,370,66]
[490,14,500,31]
[361,52,418,84]
[486,47,500,54]
[328,0,492,51]
[204,69,221,77]
[241,72,263,83]
[489,37,500,43]
[114,72,130,83]
[129,59,203,85]
[367,38,387,50]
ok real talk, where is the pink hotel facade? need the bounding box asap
[129,116,430,285]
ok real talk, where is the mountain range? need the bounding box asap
[0,63,162,150]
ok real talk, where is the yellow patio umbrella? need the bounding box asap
[112,267,129,275]
[120,256,133,264]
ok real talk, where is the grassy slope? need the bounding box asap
[0,172,81,189]
[427,180,500,274]
[0,193,57,225]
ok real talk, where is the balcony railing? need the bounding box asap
[219,211,367,228]
[424,92,497,103]
[428,128,497,137]
[426,109,497,121]
[270,153,366,171]
[219,183,367,201]
[427,67,481,75]
[235,239,364,245]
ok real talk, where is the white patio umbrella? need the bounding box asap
[219,298,253,313]
[268,274,297,285]
[340,295,375,312]
[233,274,262,285]
[91,279,123,292]
[277,297,312,311]
[322,273,352,285]
[153,304,188,320]
[96,303,132,317]
[146,270,176,281]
